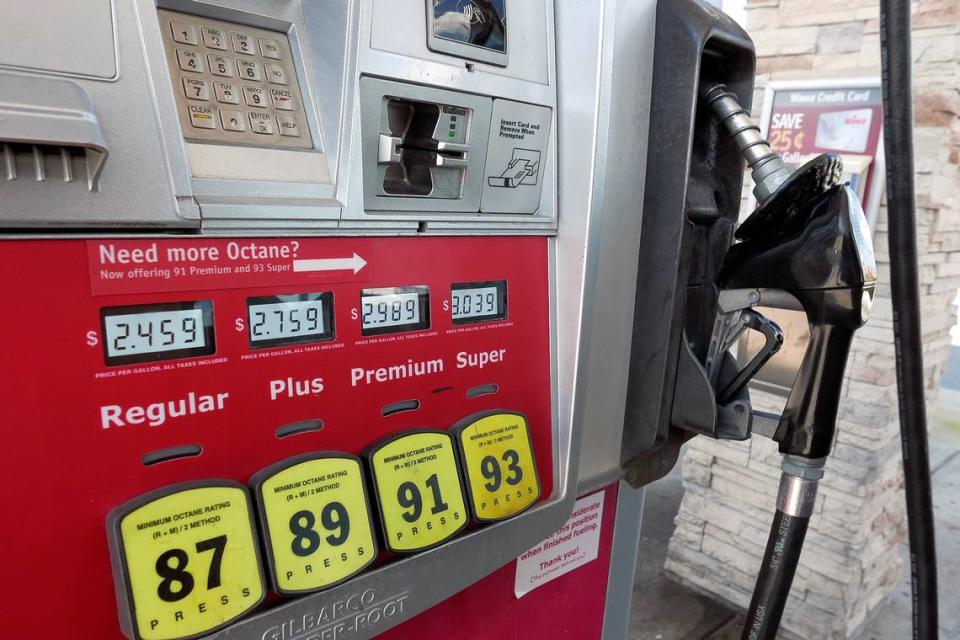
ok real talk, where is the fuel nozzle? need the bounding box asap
[702,84,878,640]
[704,83,878,459]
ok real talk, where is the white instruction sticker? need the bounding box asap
[514,490,604,598]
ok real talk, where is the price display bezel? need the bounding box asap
[246,292,336,350]
[366,429,469,554]
[450,280,508,325]
[359,285,431,337]
[106,480,266,640]
[100,300,216,367]
[249,452,378,595]
[452,409,541,523]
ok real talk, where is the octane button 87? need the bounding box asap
[107,481,265,640]
[251,453,377,594]
[453,411,541,522]
[367,430,468,553]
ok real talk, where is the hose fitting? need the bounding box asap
[701,84,793,204]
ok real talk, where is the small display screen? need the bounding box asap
[432,0,507,53]
[101,301,215,366]
[361,286,431,336]
[451,280,507,324]
[248,293,335,349]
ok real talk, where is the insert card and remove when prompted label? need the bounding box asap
[454,411,541,522]
[107,482,265,640]
[251,454,377,594]
[367,431,468,553]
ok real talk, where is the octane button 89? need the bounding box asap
[453,411,541,522]
[251,453,377,594]
[367,430,468,553]
[107,481,265,640]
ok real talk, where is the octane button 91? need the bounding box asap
[453,411,541,522]
[251,454,377,594]
[107,481,265,640]
[368,430,468,553]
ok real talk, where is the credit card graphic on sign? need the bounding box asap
[815,108,873,154]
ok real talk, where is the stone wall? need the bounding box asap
[665,0,960,637]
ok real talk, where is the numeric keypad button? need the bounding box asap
[214,82,240,105]
[202,26,227,50]
[243,85,267,109]
[171,22,199,45]
[231,31,255,55]
[182,78,210,101]
[220,110,247,132]
[237,59,262,81]
[208,54,233,77]
[176,48,204,73]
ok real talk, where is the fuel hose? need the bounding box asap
[879,1,939,638]
[741,458,823,640]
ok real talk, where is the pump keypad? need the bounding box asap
[158,9,312,149]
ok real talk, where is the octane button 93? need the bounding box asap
[454,411,541,522]
[368,431,468,553]
[107,482,265,640]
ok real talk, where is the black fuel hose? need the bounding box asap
[741,462,821,640]
[879,1,939,638]
[742,510,810,639]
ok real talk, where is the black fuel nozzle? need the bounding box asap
[704,84,878,460]
[722,184,878,458]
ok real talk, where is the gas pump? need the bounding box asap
[0,0,936,639]
[0,0,662,638]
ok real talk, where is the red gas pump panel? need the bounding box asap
[0,236,552,639]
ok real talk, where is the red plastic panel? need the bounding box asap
[0,236,551,638]
[381,484,618,640]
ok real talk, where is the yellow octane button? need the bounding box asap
[454,411,541,522]
[251,454,377,594]
[107,481,265,640]
[368,430,468,553]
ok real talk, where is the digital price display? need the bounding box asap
[101,301,215,367]
[251,454,377,594]
[107,481,265,640]
[247,293,334,349]
[451,280,507,324]
[360,286,430,336]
